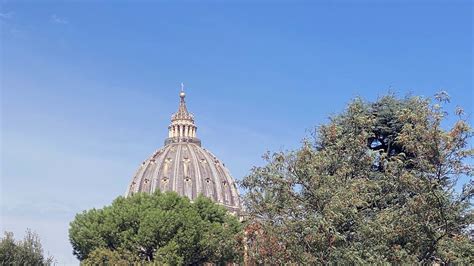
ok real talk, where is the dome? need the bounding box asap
[126,85,241,213]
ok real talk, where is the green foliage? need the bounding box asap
[241,93,474,264]
[0,229,54,265]
[82,248,139,265]
[154,241,183,265]
[69,191,243,264]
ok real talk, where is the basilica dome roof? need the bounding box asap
[126,85,241,213]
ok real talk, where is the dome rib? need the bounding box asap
[199,147,223,203]
[150,147,169,194]
[172,144,181,194]
[189,144,203,196]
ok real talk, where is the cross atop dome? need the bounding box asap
[179,82,186,99]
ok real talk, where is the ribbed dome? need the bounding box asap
[126,85,241,213]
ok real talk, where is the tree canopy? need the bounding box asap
[0,229,54,265]
[240,93,473,264]
[69,191,243,265]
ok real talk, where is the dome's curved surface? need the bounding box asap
[126,85,241,213]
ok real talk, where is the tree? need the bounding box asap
[240,93,473,264]
[69,191,243,264]
[82,248,139,265]
[0,229,54,265]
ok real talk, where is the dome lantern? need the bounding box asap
[165,83,200,146]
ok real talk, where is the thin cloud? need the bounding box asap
[0,11,13,20]
[10,27,26,38]
[50,14,68,24]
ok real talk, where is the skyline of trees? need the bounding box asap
[3,92,472,264]
[0,229,54,265]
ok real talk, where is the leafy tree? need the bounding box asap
[69,191,243,264]
[240,93,473,264]
[0,229,54,265]
[82,248,139,265]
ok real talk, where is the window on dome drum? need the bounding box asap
[162,177,169,183]
[185,176,191,182]
[205,177,211,183]
[222,181,227,187]
[144,179,149,184]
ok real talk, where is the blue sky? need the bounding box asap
[1,1,472,264]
